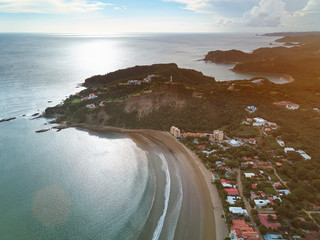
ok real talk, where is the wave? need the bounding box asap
[152,153,171,240]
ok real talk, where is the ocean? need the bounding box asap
[0,33,281,239]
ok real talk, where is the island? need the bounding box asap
[45,33,320,239]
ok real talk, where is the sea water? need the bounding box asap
[0,33,281,239]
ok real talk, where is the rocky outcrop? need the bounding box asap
[124,83,192,118]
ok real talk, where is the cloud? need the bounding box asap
[166,0,320,30]
[246,0,287,27]
[0,0,110,13]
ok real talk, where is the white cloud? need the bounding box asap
[0,0,110,13]
[246,0,287,27]
[166,0,320,30]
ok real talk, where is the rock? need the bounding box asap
[35,128,50,133]
[0,117,16,123]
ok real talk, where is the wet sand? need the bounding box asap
[66,124,228,239]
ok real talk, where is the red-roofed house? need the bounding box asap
[230,220,259,240]
[225,188,239,195]
[258,214,281,229]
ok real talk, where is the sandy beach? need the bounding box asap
[66,123,228,239]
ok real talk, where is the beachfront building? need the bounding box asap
[213,130,224,142]
[229,220,259,240]
[229,207,249,216]
[170,126,181,138]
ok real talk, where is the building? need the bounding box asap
[249,138,256,144]
[182,132,205,137]
[88,93,98,99]
[127,80,141,85]
[277,140,285,147]
[225,188,239,195]
[258,214,281,229]
[297,150,311,160]
[229,220,259,240]
[254,199,270,208]
[246,106,258,113]
[213,130,224,141]
[284,147,295,154]
[286,103,299,110]
[86,104,96,109]
[244,173,255,178]
[229,207,248,216]
[221,179,233,188]
[170,126,181,138]
[227,196,241,205]
[228,139,243,147]
[263,234,284,240]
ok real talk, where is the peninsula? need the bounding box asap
[45,33,320,239]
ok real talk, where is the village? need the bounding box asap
[170,104,319,240]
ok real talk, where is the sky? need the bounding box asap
[0,0,319,33]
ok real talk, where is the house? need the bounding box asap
[253,117,266,125]
[296,150,311,160]
[254,199,270,208]
[246,106,258,113]
[221,179,233,188]
[230,220,259,240]
[277,140,285,147]
[286,103,299,110]
[225,188,239,195]
[249,138,256,144]
[314,108,319,112]
[263,234,284,240]
[88,93,98,99]
[228,139,243,147]
[267,122,278,129]
[99,101,105,107]
[284,147,295,154]
[278,189,291,196]
[247,118,253,123]
[127,80,141,85]
[227,196,241,205]
[258,214,281,229]
[199,145,205,149]
[244,173,255,178]
[86,104,96,109]
[229,207,248,216]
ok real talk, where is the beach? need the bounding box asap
[66,123,228,239]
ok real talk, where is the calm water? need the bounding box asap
[0,33,280,239]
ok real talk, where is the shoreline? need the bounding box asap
[63,123,228,239]
[232,69,295,84]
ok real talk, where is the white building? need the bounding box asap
[127,80,141,85]
[228,139,243,147]
[284,147,295,154]
[254,199,270,208]
[286,103,299,110]
[278,189,291,196]
[297,150,311,160]
[227,196,241,205]
[253,117,267,126]
[170,126,181,138]
[229,207,248,216]
[277,140,285,147]
[244,173,255,178]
